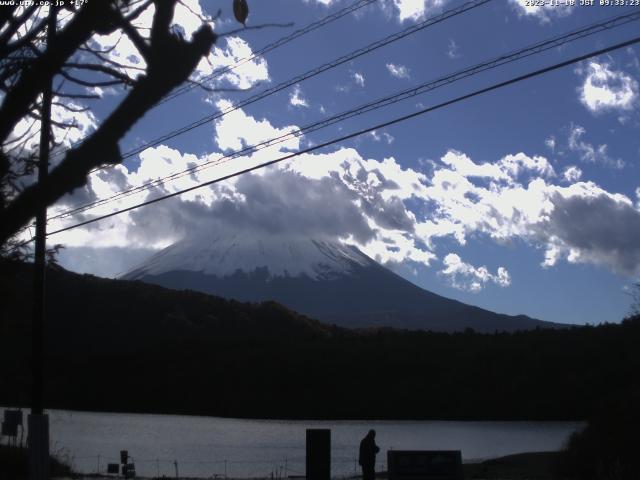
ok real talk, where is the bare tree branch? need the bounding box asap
[0,17,217,244]
[186,78,255,94]
[220,22,294,38]
[0,1,260,250]
[51,102,89,113]
[59,69,126,88]
[0,13,48,61]
[0,2,122,144]
[124,0,154,23]
[116,14,151,61]
[0,5,39,54]
[78,43,146,72]
[52,91,102,100]
[63,62,137,85]
[0,6,18,33]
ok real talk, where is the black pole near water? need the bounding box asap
[306,429,331,480]
[29,6,55,480]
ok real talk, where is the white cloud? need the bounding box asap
[509,0,574,23]
[413,150,640,276]
[311,0,445,23]
[353,72,366,87]
[563,166,582,183]
[447,39,460,59]
[289,84,310,108]
[386,0,448,22]
[312,0,450,23]
[213,99,301,152]
[88,2,269,92]
[538,185,640,275]
[49,103,640,281]
[568,124,624,169]
[440,253,511,292]
[545,136,556,153]
[439,150,555,183]
[498,152,556,179]
[57,246,157,279]
[171,0,213,39]
[578,61,638,114]
[207,36,270,89]
[386,63,411,79]
[369,130,395,144]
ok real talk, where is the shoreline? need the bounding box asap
[2,442,561,480]
[50,452,561,480]
[0,404,587,423]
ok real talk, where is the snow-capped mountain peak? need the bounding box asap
[123,232,556,333]
[125,234,377,281]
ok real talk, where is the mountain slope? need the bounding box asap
[123,234,558,332]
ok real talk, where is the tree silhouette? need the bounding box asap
[629,282,640,317]
[0,0,248,252]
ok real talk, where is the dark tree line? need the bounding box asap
[2,261,639,421]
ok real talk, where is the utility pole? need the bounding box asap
[29,6,55,480]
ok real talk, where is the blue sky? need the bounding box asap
[38,0,640,325]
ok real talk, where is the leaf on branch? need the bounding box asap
[233,0,249,26]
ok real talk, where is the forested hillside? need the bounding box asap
[2,261,638,420]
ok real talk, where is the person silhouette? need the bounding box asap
[359,429,379,480]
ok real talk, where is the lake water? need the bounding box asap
[1,407,583,478]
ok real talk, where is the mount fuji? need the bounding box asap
[122,234,557,332]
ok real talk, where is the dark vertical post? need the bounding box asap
[29,6,55,480]
[306,429,330,480]
[32,6,54,419]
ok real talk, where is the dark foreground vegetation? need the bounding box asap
[1,260,639,422]
[555,391,640,480]
[0,444,72,479]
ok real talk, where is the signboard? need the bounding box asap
[387,451,463,480]
[122,463,136,479]
[306,429,330,480]
[2,410,22,437]
[107,463,120,474]
[4,410,23,427]
[1,421,17,437]
[2,410,22,436]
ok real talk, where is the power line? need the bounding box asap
[36,35,640,241]
[46,0,492,220]
[47,9,640,222]
[106,0,492,161]
[160,0,379,105]
[32,0,492,229]
[48,0,379,161]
